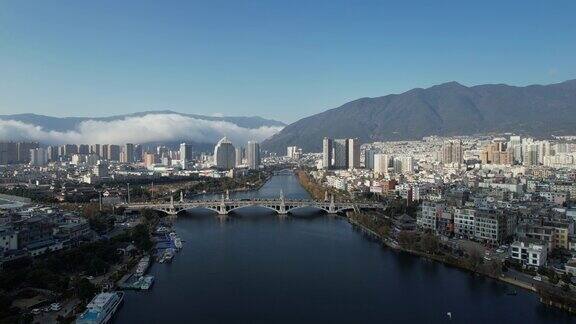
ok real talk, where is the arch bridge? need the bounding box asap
[119,190,383,216]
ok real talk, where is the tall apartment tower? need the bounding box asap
[235,147,244,167]
[179,143,193,169]
[17,142,39,163]
[363,149,376,169]
[246,141,261,170]
[322,137,333,169]
[29,148,47,166]
[100,144,109,160]
[123,143,135,163]
[78,144,90,155]
[214,137,236,170]
[441,140,463,165]
[0,142,18,164]
[332,139,348,169]
[109,145,120,161]
[347,138,360,169]
[47,145,59,162]
[374,154,393,176]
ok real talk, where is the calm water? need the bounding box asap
[116,174,574,323]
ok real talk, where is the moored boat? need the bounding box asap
[76,291,124,324]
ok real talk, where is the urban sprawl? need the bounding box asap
[2,133,576,320]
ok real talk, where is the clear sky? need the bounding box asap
[1,0,575,123]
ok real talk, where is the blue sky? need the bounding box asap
[0,0,575,123]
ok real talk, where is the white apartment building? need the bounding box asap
[326,176,347,191]
[510,240,547,267]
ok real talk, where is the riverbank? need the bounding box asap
[346,212,576,314]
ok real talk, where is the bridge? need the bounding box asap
[119,190,383,216]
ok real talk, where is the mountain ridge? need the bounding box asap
[262,79,576,153]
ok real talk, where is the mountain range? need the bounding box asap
[262,79,576,153]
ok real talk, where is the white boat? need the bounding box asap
[76,291,124,324]
[174,237,183,249]
[135,256,150,276]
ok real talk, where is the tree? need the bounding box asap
[420,233,439,254]
[467,248,483,271]
[74,278,97,302]
[132,224,153,251]
[398,231,418,249]
[485,260,502,277]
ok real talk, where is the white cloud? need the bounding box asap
[0,114,282,146]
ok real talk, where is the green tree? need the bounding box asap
[74,278,97,302]
[132,224,153,251]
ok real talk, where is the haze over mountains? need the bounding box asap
[0,111,285,146]
[262,79,576,153]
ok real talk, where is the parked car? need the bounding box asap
[533,276,542,282]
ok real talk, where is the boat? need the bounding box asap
[139,275,154,290]
[159,249,175,263]
[76,291,124,324]
[173,237,183,249]
[135,256,150,276]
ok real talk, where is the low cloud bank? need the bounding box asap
[0,114,282,145]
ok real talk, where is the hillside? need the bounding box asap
[262,79,576,153]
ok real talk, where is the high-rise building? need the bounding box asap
[235,147,244,167]
[109,145,120,161]
[441,140,462,166]
[523,144,539,166]
[60,144,78,158]
[363,149,376,169]
[214,137,236,170]
[144,153,156,169]
[179,143,193,169]
[347,138,360,169]
[17,142,39,163]
[29,148,47,166]
[287,146,302,159]
[332,139,348,169]
[78,144,90,155]
[322,137,333,169]
[122,143,135,163]
[373,154,393,176]
[134,144,143,162]
[90,144,101,156]
[47,145,59,162]
[94,160,109,177]
[0,142,18,164]
[100,144,109,160]
[246,141,261,170]
[395,156,414,174]
[480,141,513,165]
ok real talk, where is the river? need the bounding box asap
[116,174,574,323]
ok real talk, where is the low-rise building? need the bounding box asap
[454,208,475,238]
[0,227,18,250]
[474,209,515,244]
[510,239,547,267]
